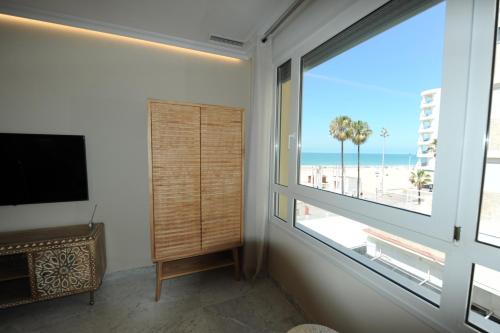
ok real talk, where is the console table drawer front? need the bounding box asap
[34,246,92,297]
[0,223,105,308]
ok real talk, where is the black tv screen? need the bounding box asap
[0,133,89,205]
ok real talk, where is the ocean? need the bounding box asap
[300,152,416,166]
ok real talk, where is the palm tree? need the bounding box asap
[427,139,437,157]
[350,120,372,198]
[329,116,352,194]
[409,169,431,205]
[380,128,389,194]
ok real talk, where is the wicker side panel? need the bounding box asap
[201,106,243,250]
[150,102,201,260]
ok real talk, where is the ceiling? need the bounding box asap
[0,0,297,57]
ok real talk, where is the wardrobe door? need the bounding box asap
[201,105,243,250]
[150,102,201,260]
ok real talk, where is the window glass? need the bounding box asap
[478,164,500,247]
[467,264,500,332]
[478,16,500,247]
[276,60,292,186]
[274,193,288,222]
[295,200,445,304]
[299,1,446,215]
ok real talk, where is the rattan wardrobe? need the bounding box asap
[148,100,244,301]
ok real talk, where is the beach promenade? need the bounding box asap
[300,165,433,214]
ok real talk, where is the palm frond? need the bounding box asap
[329,116,352,142]
[350,120,372,146]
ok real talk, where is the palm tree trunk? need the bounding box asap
[418,186,421,204]
[341,142,344,195]
[357,145,360,198]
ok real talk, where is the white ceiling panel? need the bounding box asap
[0,0,296,48]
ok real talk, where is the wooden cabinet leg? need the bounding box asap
[232,247,240,281]
[155,262,163,302]
[89,291,95,305]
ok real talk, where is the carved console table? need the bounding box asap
[0,223,106,309]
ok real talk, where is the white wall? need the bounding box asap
[268,224,438,332]
[0,17,251,272]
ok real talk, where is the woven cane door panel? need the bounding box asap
[201,106,243,250]
[151,102,201,260]
[34,246,92,297]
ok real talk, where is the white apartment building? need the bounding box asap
[416,88,441,171]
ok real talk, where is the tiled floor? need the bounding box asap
[0,266,307,333]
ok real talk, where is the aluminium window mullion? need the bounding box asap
[295,220,442,306]
[440,1,499,332]
[271,60,293,225]
[290,181,441,242]
[279,56,302,228]
[288,56,301,195]
[290,189,450,254]
[270,0,498,330]
[469,243,500,274]
[293,0,466,242]
[428,0,477,245]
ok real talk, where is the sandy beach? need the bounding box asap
[300,165,433,214]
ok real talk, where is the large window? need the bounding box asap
[271,0,500,331]
[477,31,500,247]
[274,193,288,222]
[466,5,500,332]
[299,1,445,215]
[467,264,500,332]
[276,60,292,187]
[295,200,445,305]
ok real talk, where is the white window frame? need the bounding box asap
[292,195,446,306]
[274,60,292,189]
[272,192,289,223]
[455,0,500,331]
[268,0,500,332]
[271,0,472,242]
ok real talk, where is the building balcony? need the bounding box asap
[420,100,436,108]
[417,139,432,145]
[420,113,435,121]
[419,127,434,134]
[417,151,434,158]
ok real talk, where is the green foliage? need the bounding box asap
[329,116,352,142]
[330,116,372,197]
[329,116,372,197]
[428,139,437,157]
[350,121,372,146]
[409,169,431,204]
[409,169,432,189]
[329,115,353,194]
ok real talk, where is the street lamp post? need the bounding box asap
[380,128,389,194]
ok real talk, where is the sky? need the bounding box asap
[301,2,446,154]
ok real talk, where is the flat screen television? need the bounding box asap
[0,133,89,205]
